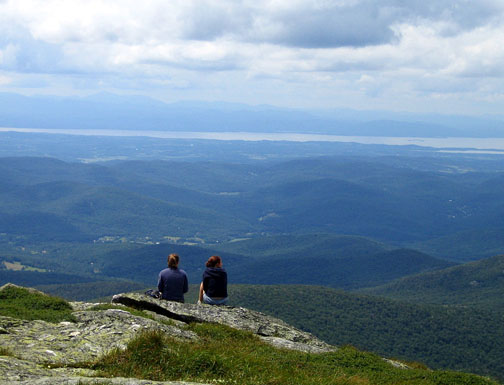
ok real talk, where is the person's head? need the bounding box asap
[206,255,222,268]
[167,253,180,268]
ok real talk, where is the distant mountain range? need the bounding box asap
[2,92,504,137]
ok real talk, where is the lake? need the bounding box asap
[2,127,504,153]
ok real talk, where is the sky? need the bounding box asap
[1,0,504,115]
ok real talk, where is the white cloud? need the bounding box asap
[1,0,504,113]
[0,74,12,85]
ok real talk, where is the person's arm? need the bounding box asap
[157,273,163,294]
[183,274,189,294]
[199,282,204,302]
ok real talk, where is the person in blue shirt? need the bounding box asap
[198,255,228,305]
[157,253,188,303]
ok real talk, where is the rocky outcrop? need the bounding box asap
[0,288,336,385]
[112,292,335,354]
[0,310,196,367]
[0,306,199,385]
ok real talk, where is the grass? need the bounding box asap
[92,323,499,385]
[0,285,76,323]
[0,347,13,356]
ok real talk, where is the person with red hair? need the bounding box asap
[198,255,228,305]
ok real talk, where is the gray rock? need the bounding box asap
[70,301,108,311]
[0,309,196,367]
[259,336,333,353]
[383,358,411,369]
[112,292,336,353]
[0,303,202,385]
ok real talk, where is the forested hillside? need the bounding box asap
[362,254,504,310]
[212,235,453,289]
[2,155,504,250]
[225,285,504,382]
[0,238,453,291]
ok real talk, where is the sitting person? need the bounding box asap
[157,253,188,303]
[199,255,228,305]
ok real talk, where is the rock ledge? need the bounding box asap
[1,288,336,385]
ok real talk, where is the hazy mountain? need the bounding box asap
[2,92,504,137]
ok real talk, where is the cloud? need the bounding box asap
[0,74,12,85]
[173,1,504,48]
[1,0,504,114]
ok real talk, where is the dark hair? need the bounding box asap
[167,253,180,268]
[206,255,222,268]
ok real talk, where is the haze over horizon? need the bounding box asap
[1,1,504,119]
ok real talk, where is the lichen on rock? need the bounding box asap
[111,292,336,353]
[1,287,337,384]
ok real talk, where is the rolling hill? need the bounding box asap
[84,235,455,290]
[2,156,504,246]
[211,234,392,258]
[229,247,454,290]
[410,228,504,262]
[212,234,454,289]
[362,254,504,310]
[1,234,453,292]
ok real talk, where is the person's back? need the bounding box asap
[157,254,188,302]
[199,255,228,305]
[202,266,228,298]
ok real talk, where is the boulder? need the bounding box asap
[112,292,336,353]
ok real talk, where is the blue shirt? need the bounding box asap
[157,267,188,302]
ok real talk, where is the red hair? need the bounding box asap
[206,255,222,268]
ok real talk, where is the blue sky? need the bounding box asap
[1,0,504,115]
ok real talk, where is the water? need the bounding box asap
[2,127,504,152]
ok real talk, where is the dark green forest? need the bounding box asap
[0,238,454,290]
[224,285,504,381]
[363,254,504,310]
[2,155,504,248]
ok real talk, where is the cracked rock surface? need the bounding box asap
[112,292,336,354]
[1,288,336,384]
